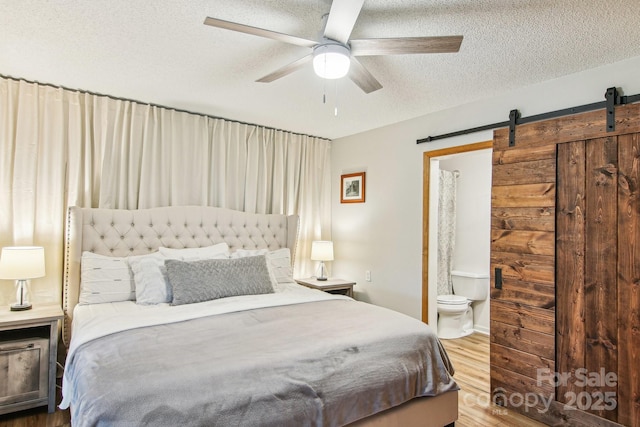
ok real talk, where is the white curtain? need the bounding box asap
[437,169,457,296]
[0,77,331,305]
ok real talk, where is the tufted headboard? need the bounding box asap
[62,205,299,347]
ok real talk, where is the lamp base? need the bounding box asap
[10,302,32,311]
[316,261,329,281]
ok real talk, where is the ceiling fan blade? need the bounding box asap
[256,53,314,83]
[323,0,365,44]
[204,17,317,48]
[350,35,463,56]
[349,57,383,94]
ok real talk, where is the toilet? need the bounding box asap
[437,270,489,339]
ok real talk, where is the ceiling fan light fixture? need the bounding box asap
[313,43,351,79]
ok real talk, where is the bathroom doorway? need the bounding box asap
[421,141,493,331]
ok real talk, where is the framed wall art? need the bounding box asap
[340,172,365,203]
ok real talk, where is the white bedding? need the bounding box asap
[61,283,348,409]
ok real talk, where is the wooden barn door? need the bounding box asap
[556,134,640,425]
[490,103,640,426]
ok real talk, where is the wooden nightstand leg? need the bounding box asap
[47,319,58,413]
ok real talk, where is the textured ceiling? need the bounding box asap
[2,0,640,139]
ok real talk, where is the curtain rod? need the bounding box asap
[0,73,331,142]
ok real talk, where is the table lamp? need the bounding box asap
[0,246,45,311]
[311,241,333,281]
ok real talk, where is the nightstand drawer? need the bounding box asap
[324,288,352,297]
[0,336,49,409]
[295,278,356,298]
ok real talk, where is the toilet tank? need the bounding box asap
[451,270,489,301]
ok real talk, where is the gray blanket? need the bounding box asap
[64,299,458,426]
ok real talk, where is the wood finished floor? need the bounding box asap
[1,333,545,427]
[441,333,546,427]
[0,382,70,427]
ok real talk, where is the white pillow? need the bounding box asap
[231,248,295,285]
[159,242,230,261]
[80,252,134,304]
[266,248,295,284]
[230,248,268,258]
[128,252,171,305]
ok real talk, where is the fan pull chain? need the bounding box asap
[334,80,338,116]
[322,57,327,104]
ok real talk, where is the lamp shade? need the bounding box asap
[313,44,351,79]
[0,246,46,279]
[311,241,334,261]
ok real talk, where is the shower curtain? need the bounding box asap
[437,170,457,296]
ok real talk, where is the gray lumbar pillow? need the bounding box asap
[165,255,275,306]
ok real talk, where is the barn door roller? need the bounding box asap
[508,109,519,147]
[605,86,621,133]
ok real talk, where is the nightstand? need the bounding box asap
[295,278,356,298]
[0,304,63,415]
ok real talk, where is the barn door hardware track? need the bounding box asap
[416,86,640,145]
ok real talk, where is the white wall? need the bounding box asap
[331,55,640,324]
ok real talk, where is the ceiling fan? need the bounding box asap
[204,0,463,94]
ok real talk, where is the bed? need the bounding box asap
[60,205,458,426]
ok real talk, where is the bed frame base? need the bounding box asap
[349,390,458,427]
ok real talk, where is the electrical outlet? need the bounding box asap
[365,270,371,282]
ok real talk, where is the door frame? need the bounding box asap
[421,140,493,323]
